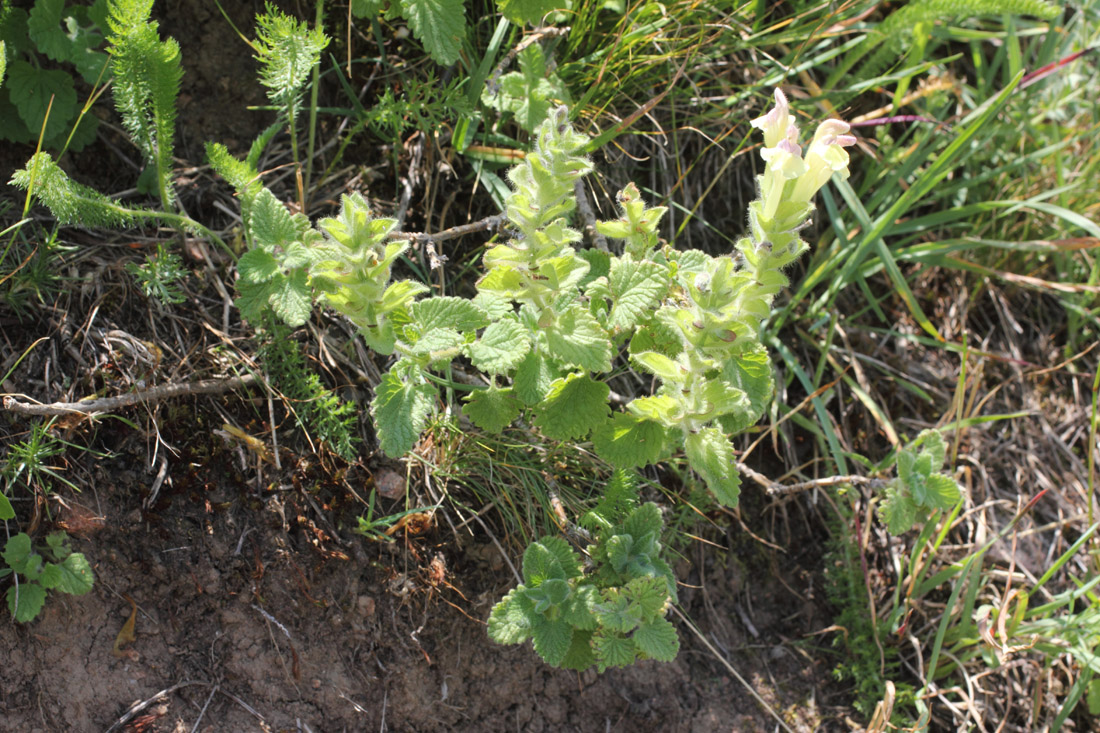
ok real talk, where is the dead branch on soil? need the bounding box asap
[737,460,887,497]
[2,374,257,417]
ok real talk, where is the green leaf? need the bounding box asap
[624,576,668,619]
[481,44,570,132]
[514,351,555,405]
[1087,678,1100,717]
[545,305,612,373]
[915,429,947,470]
[719,342,774,432]
[44,532,70,560]
[6,60,77,143]
[0,493,14,521]
[270,269,312,327]
[562,585,599,631]
[39,554,94,595]
[594,630,636,671]
[607,257,667,331]
[252,188,303,247]
[880,485,918,535]
[534,373,610,441]
[238,248,281,284]
[622,502,662,545]
[7,582,47,622]
[462,386,522,433]
[595,590,641,633]
[632,351,684,382]
[592,413,668,468]
[488,587,532,644]
[28,0,69,61]
[496,0,559,25]
[633,617,678,662]
[560,628,596,670]
[398,0,465,66]
[467,319,529,374]
[351,0,386,17]
[923,473,962,512]
[371,369,436,457]
[684,428,741,506]
[523,536,581,584]
[532,617,573,667]
[2,533,33,573]
[409,296,488,333]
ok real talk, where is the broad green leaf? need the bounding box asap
[595,589,641,633]
[522,537,565,585]
[488,588,532,644]
[471,291,513,320]
[562,585,599,630]
[408,327,463,356]
[532,617,573,667]
[0,494,14,521]
[880,486,918,535]
[409,296,488,333]
[594,629,636,671]
[923,473,962,512]
[481,44,569,132]
[698,379,750,421]
[537,536,583,578]
[607,257,667,331]
[534,373,610,441]
[399,0,465,66]
[527,577,571,613]
[28,0,69,61]
[544,306,612,373]
[633,617,678,662]
[251,188,302,247]
[238,248,281,283]
[467,319,529,374]
[380,280,430,313]
[2,533,33,573]
[721,342,774,428]
[514,351,556,405]
[624,576,668,619]
[350,0,386,18]
[462,386,522,433]
[627,394,681,427]
[560,628,596,670]
[39,554,94,595]
[915,429,947,470]
[477,265,526,297]
[622,503,662,545]
[496,0,559,25]
[270,269,312,327]
[370,369,436,457]
[592,413,668,468]
[6,60,77,144]
[7,582,47,623]
[684,428,741,506]
[44,532,70,560]
[632,351,683,382]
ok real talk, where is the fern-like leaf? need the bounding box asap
[11,152,139,228]
[106,0,183,210]
[253,4,328,133]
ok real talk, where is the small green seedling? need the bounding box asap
[1,531,95,622]
[878,429,963,534]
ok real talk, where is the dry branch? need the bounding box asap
[2,375,258,417]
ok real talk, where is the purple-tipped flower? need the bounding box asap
[750,89,794,149]
[790,119,857,204]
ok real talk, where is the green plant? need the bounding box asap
[125,240,187,304]
[0,0,108,151]
[2,418,80,497]
[354,489,432,542]
[252,2,328,184]
[104,0,182,210]
[488,470,679,670]
[878,429,962,534]
[257,321,360,462]
[1,531,94,622]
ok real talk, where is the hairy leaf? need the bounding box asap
[462,386,522,433]
[6,582,47,623]
[684,428,741,506]
[409,296,488,333]
[923,473,962,511]
[467,319,530,374]
[880,485,918,535]
[514,351,555,405]
[606,257,667,331]
[39,554,94,595]
[633,617,678,661]
[592,413,668,468]
[544,306,612,373]
[399,0,465,66]
[371,369,436,457]
[488,588,532,644]
[594,629,635,671]
[534,373,610,441]
[532,617,573,667]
